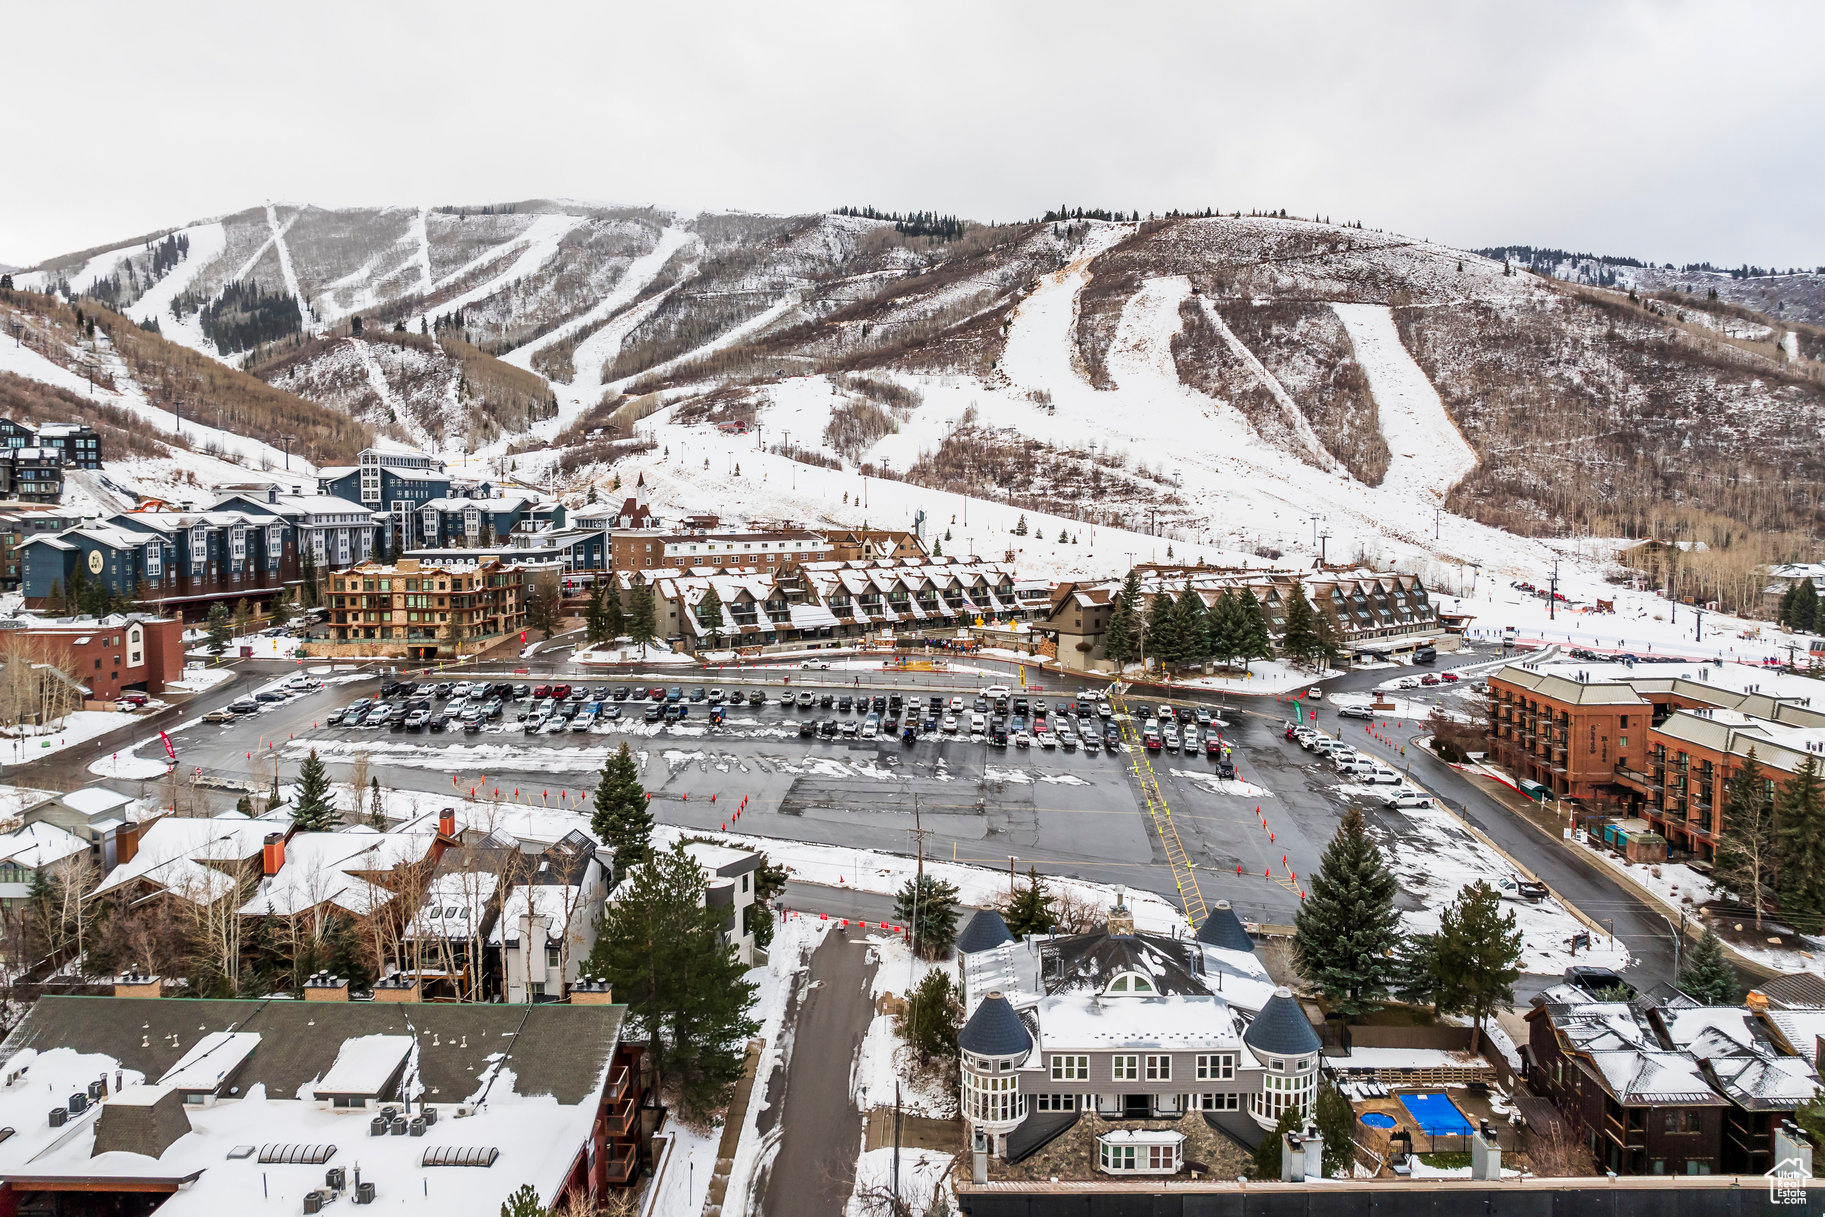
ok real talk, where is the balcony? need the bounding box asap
[605,1095,638,1139]
[605,1066,631,1102]
[604,1142,638,1185]
[1613,763,1661,794]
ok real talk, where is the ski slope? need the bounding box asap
[412,212,584,331]
[1332,302,1478,500]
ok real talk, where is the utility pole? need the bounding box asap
[1317,529,1330,566]
[1548,559,1560,621]
[908,803,932,881]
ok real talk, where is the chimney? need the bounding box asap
[1106,887,1134,937]
[372,973,422,1004]
[569,978,615,1005]
[112,971,161,999]
[262,833,285,876]
[1775,1120,1814,1180]
[303,971,349,1002]
[1280,1128,1307,1182]
[1470,1120,1503,1180]
[437,807,455,839]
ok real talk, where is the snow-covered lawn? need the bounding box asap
[847,1147,954,1217]
[852,931,958,1119]
[573,642,694,666]
[0,710,137,767]
[186,634,306,661]
[685,824,1186,932]
[165,666,237,693]
[1149,659,1339,698]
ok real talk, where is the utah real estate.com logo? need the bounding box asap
[1768,1155,1811,1206]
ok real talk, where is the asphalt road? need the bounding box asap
[754,927,878,1217]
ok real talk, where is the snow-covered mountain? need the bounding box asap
[12,203,1824,612]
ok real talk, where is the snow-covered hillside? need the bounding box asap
[16,203,1825,625]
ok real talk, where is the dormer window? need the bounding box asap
[1104,970,1156,996]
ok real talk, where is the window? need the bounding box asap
[1196,1054,1235,1081]
[1145,1055,1171,1081]
[1193,1092,1240,1111]
[1112,1055,1139,1081]
[546,945,560,969]
[1035,1093,1077,1112]
[1148,1145,1175,1170]
[1663,1111,1703,1134]
[1050,1055,1088,1081]
[1101,1144,1134,1171]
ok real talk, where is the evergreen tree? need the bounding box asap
[1715,749,1777,927]
[591,744,652,878]
[1778,753,1825,933]
[1314,1082,1356,1176]
[1236,587,1274,662]
[898,970,963,1064]
[584,583,606,645]
[499,1184,542,1217]
[1678,928,1740,1005]
[584,841,759,1115]
[1430,882,1523,1051]
[367,777,386,830]
[235,794,254,816]
[1001,866,1057,936]
[45,577,64,615]
[1293,806,1401,1017]
[627,580,656,646]
[1057,528,1069,543]
[1102,570,1143,666]
[1313,605,1343,669]
[1281,581,1319,667]
[269,591,292,629]
[1145,589,1181,666]
[893,873,961,959]
[205,602,233,656]
[290,749,340,832]
[1388,933,1439,1008]
[931,539,942,557]
[299,546,319,607]
[1175,586,1209,663]
[1207,590,1242,669]
[601,583,625,641]
[1013,514,1028,536]
[1780,583,1800,628]
[696,585,725,647]
[1791,579,1820,633]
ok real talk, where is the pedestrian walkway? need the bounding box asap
[701,1038,766,1216]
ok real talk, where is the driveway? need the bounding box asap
[754,926,878,1217]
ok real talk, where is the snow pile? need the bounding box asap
[846,1148,954,1217]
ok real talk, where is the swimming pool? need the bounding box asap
[1397,1091,1474,1136]
[1359,1112,1396,1130]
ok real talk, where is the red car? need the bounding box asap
[532,686,552,699]
[550,684,572,700]
[1420,674,1441,686]
[1440,672,1460,683]
[649,687,666,701]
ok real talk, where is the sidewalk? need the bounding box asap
[702,1037,766,1217]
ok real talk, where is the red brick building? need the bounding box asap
[1487,663,1825,861]
[13,613,185,700]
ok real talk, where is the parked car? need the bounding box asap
[1337,703,1375,719]
[1381,790,1432,809]
[799,719,817,738]
[800,659,832,669]
[254,689,288,704]
[202,708,238,724]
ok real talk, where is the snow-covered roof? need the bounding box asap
[159,1031,261,1093]
[238,829,439,919]
[313,1034,413,1097]
[93,815,287,904]
[0,821,87,870]
[60,786,134,816]
[1034,993,1246,1055]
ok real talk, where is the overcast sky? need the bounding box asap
[5,1,1820,268]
